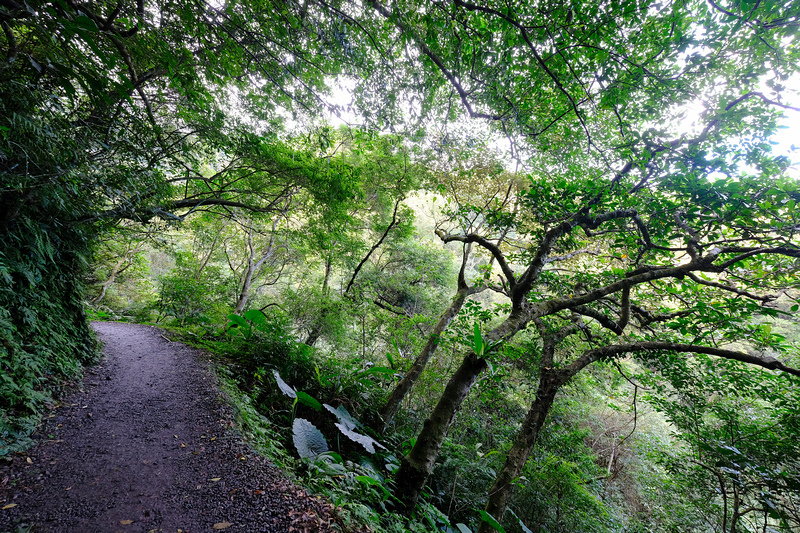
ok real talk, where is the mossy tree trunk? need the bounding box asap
[394,352,488,513]
[379,286,475,432]
[478,368,566,532]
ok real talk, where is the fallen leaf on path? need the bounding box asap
[213,522,232,529]
[26,458,32,464]
[210,477,221,482]
[120,519,134,525]
[2,504,17,510]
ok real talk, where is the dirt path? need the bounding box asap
[0,322,338,533]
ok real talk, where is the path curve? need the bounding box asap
[0,322,337,532]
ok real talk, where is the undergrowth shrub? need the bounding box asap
[156,253,234,325]
[228,309,316,384]
[216,310,431,531]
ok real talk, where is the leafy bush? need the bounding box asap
[216,313,422,529]
[156,253,234,325]
[227,309,316,382]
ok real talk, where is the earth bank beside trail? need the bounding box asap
[0,321,340,533]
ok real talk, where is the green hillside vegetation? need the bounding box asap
[2,0,800,531]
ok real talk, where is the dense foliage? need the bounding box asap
[0,71,101,452]
[2,0,800,530]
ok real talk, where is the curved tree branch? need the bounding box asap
[345,196,404,294]
[573,341,800,377]
[439,232,517,288]
[684,272,780,302]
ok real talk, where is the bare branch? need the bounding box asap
[723,91,800,113]
[685,272,779,302]
[439,232,517,288]
[632,306,695,328]
[345,196,404,294]
[576,341,800,377]
[572,305,624,335]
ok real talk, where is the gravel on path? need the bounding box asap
[0,322,341,533]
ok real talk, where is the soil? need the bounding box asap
[0,322,342,533]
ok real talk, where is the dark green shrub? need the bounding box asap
[0,218,98,455]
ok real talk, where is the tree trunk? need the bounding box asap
[391,308,530,514]
[234,224,277,314]
[234,266,254,313]
[304,254,334,346]
[394,352,487,514]
[477,369,565,533]
[477,327,606,531]
[322,254,333,294]
[729,485,741,533]
[304,324,323,346]
[90,255,128,304]
[379,287,472,432]
[90,243,142,303]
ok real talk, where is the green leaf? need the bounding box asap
[292,418,328,459]
[296,390,322,410]
[478,510,505,532]
[473,323,484,356]
[355,475,382,486]
[506,510,533,533]
[243,309,267,324]
[73,15,99,32]
[227,314,248,328]
[321,407,387,455]
[334,422,386,453]
[272,370,296,398]
[324,403,360,431]
[355,475,391,498]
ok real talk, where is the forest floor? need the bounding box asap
[0,322,341,533]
